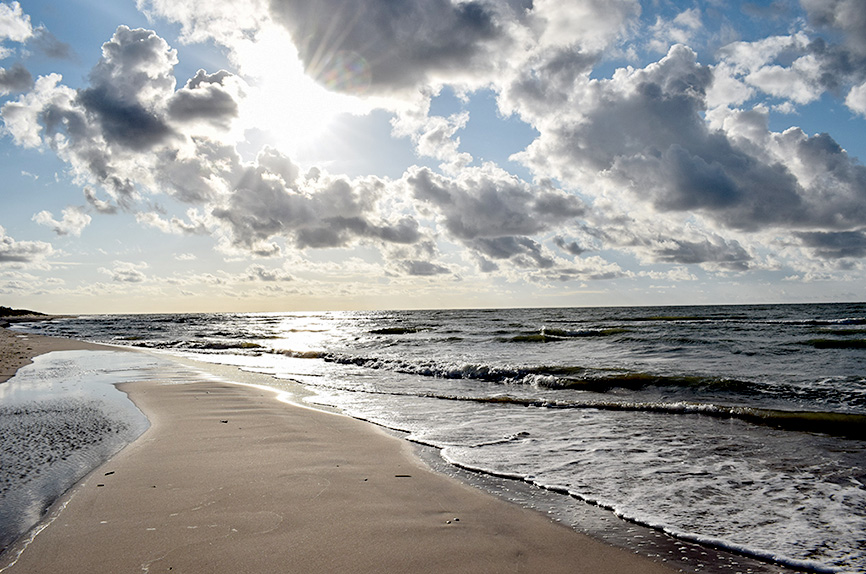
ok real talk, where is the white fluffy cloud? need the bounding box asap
[0,2,32,55]
[847,81,866,116]
[98,260,148,283]
[0,225,53,263]
[33,206,91,236]
[647,8,702,54]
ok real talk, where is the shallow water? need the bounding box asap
[0,351,160,552]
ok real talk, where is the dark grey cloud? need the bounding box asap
[32,26,74,60]
[167,70,239,127]
[553,236,586,256]
[472,236,555,269]
[268,0,506,93]
[549,267,628,282]
[78,85,173,150]
[796,230,866,259]
[654,237,752,271]
[294,215,420,249]
[503,46,599,115]
[802,0,866,57]
[83,188,118,214]
[0,63,31,94]
[73,26,178,150]
[410,167,584,240]
[397,259,450,276]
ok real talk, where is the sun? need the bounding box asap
[234,24,371,156]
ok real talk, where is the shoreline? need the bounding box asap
[0,328,678,573]
[0,323,109,383]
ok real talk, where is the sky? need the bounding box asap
[1,0,865,314]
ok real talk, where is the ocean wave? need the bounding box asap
[418,394,866,440]
[504,327,629,343]
[322,353,760,394]
[129,340,263,351]
[813,327,866,335]
[804,338,866,350]
[268,348,324,359]
[369,326,422,335]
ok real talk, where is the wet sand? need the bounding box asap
[0,324,107,383]
[0,327,676,573]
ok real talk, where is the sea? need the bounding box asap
[3,303,865,573]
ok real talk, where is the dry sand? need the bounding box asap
[0,327,677,573]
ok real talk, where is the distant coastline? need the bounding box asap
[0,307,73,329]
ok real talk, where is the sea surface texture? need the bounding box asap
[16,303,866,572]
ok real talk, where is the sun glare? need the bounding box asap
[235,25,370,156]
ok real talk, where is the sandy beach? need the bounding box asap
[0,326,677,573]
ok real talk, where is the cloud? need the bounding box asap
[0,2,32,51]
[654,236,752,271]
[245,263,293,281]
[647,8,703,54]
[32,206,92,236]
[31,26,73,59]
[1,26,247,212]
[409,164,585,269]
[0,225,53,263]
[0,62,30,94]
[77,26,178,150]
[136,210,209,235]
[410,165,584,239]
[801,0,866,58]
[391,105,472,169]
[98,261,148,283]
[167,69,243,132]
[535,254,629,282]
[2,72,144,208]
[212,152,423,253]
[4,0,866,301]
[553,236,587,256]
[846,80,866,116]
[515,44,866,236]
[396,259,451,276]
[136,0,270,46]
[2,26,431,269]
[83,188,119,214]
[796,230,866,259]
[0,2,71,63]
[528,0,639,52]
[268,0,507,95]
[710,3,866,112]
